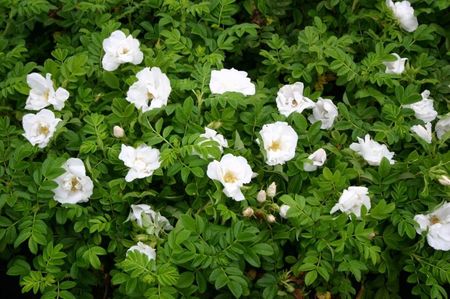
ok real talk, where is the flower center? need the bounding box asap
[223,171,237,183]
[120,47,129,55]
[431,215,440,225]
[147,91,154,101]
[43,89,50,102]
[268,140,282,151]
[70,177,81,192]
[38,123,50,135]
[291,99,298,107]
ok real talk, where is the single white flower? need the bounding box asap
[350,134,395,166]
[267,182,277,198]
[330,186,371,218]
[386,0,418,32]
[126,67,171,112]
[403,90,438,122]
[438,175,450,186]
[127,204,173,231]
[113,125,125,138]
[276,82,315,117]
[119,144,161,182]
[22,109,61,148]
[127,242,156,260]
[414,202,450,251]
[303,148,327,172]
[199,127,228,152]
[207,154,253,201]
[257,190,267,203]
[436,114,450,140]
[308,97,338,129]
[102,30,143,71]
[410,122,432,144]
[259,121,298,166]
[25,73,69,111]
[279,204,290,219]
[53,158,94,204]
[209,68,255,96]
[383,53,408,74]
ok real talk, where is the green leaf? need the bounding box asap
[304,270,318,286]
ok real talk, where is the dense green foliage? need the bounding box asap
[1,0,450,298]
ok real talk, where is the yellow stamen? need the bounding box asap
[223,171,237,183]
[39,124,49,135]
[291,99,298,107]
[431,215,440,225]
[70,177,80,192]
[268,141,281,151]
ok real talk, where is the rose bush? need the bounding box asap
[1,0,450,298]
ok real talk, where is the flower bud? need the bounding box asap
[279,204,290,219]
[257,190,267,203]
[242,207,254,217]
[267,182,277,198]
[266,214,276,223]
[438,175,450,186]
[113,125,125,138]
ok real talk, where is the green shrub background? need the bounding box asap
[1,0,450,298]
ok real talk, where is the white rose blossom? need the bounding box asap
[308,97,338,129]
[102,30,143,71]
[25,73,69,111]
[279,204,290,219]
[127,242,156,261]
[276,82,315,117]
[209,68,255,96]
[119,144,161,182]
[350,134,395,166]
[414,202,450,251]
[259,121,298,166]
[386,0,418,32]
[53,158,94,204]
[403,90,438,123]
[127,204,173,232]
[330,186,371,218]
[199,128,228,153]
[303,148,327,172]
[126,67,172,112]
[207,154,253,201]
[436,114,450,140]
[22,109,61,148]
[383,53,407,75]
[410,122,432,144]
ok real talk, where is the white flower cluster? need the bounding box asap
[414,203,450,251]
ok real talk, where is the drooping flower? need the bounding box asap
[308,97,338,129]
[303,148,327,172]
[403,90,438,122]
[22,109,61,148]
[383,53,407,74]
[25,73,69,111]
[127,204,173,233]
[350,134,395,166]
[127,242,156,260]
[126,67,172,112]
[209,68,255,96]
[330,186,371,218]
[386,0,418,32]
[199,127,228,153]
[102,30,143,71]
[436,114,450,140]
[207,154,253,201]
[119,144,161,182]
[53,158,94,204]
[279,204,290,219]
[259,122,298,166]
[276,82,315,117]
[414,202,450,251]
[410,122,432,144]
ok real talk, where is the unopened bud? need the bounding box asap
[267,182,277,198]
[113,125,125,138]
[266,214,276,223]
[243,207,254,217]
[368,232,377,240]
[257,190,267,203]
[438,175,450,186]
[208,121,222,130]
